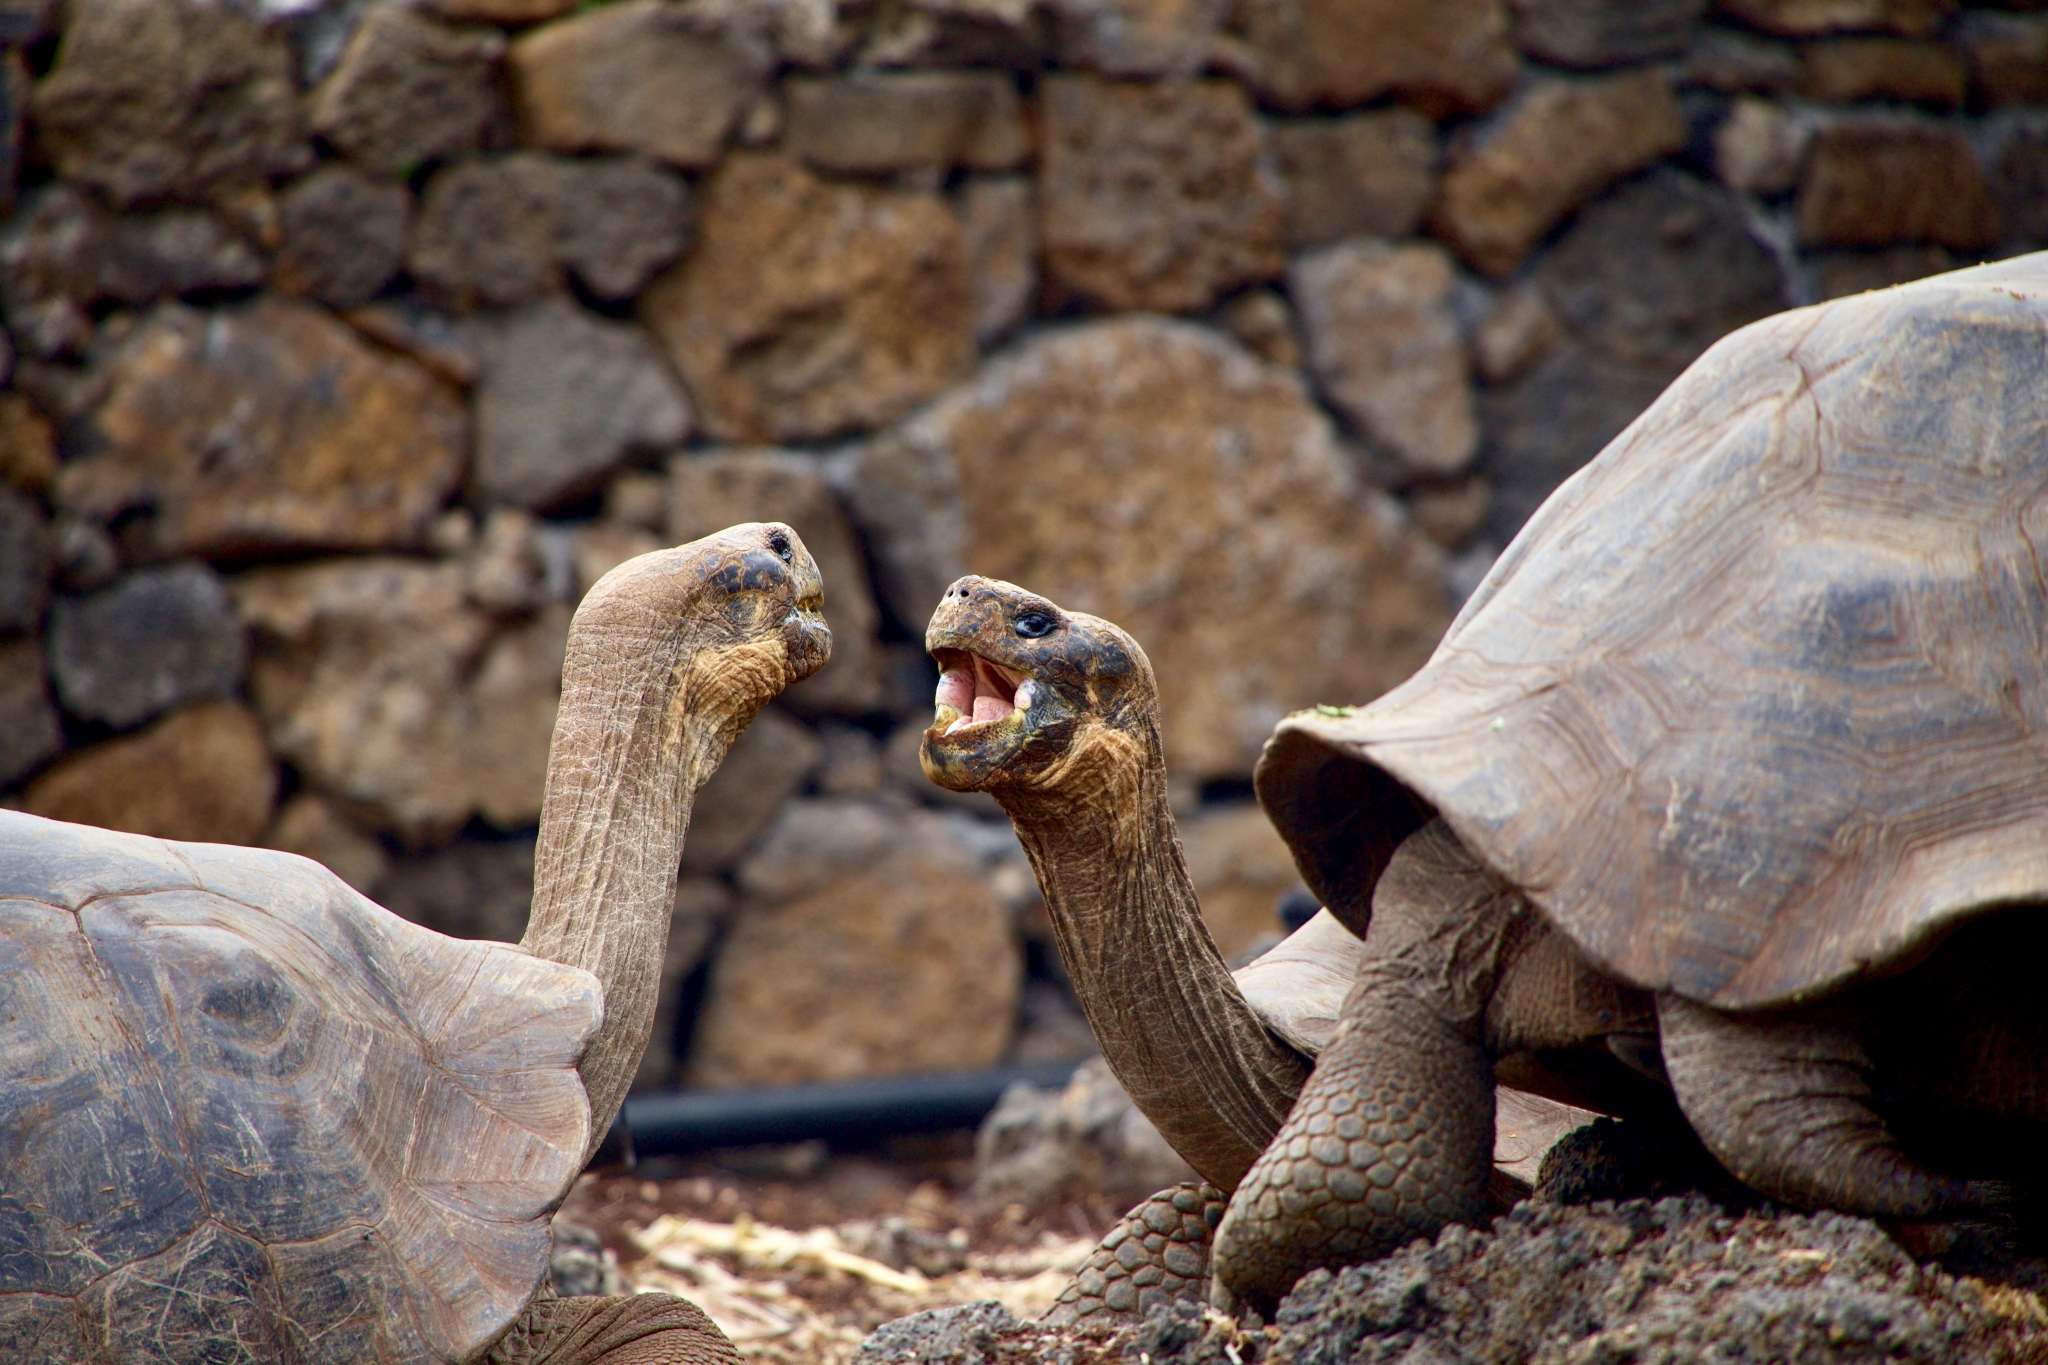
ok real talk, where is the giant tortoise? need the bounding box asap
[0,524,829,1363]
[919,254,2048,1314]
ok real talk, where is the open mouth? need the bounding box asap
[932,651,1036,736]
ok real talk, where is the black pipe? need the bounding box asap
[613,1060,1086,1159]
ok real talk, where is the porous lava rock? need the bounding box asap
[1266,110,1437,250]
[1511,0,1706,68]
[1797,123,2002,251]
[236,562,566,844]
[58,298,467,559]
[640,153,973,443]
[23,700,276,846]
[1035,74,1284,315]
[1290,239,1477,479]
[0,481,49,632]
[0,635,61,785]
[465,298,691,511]
[1224,0,1520,116]
[307,4,505,178]
[1717,0,1954,39]
[959,176,1038,345]
[507,0,767,169]
[1430,69,1688,278]
[30,0,308,206]
[783,71,1029,175]
[46,562,244,730]
[273,165,409,310]
[687,798,1021,1088]
[843,317,1449,780]
[667,449,886,717]
[1477,169,1785,540]
[1177,803,1307,960]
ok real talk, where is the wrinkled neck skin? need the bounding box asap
[996,716,1310,1192]
[522,596,785,1165]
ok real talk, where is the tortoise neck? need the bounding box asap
[522,620,768,1165]
[997,722,1309,1191]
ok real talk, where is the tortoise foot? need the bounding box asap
[1042,1183,1225,1328]
[491,1292,740,1365]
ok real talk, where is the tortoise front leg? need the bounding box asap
[1042,1182,1226,1327]
[1208,963,1495,1312]
[491,1293,740,1365]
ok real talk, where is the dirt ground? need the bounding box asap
[558,1134,2048,1365]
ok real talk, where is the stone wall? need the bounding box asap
[0,0,2041,1093]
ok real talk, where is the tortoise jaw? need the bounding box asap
[921,648,1050,790]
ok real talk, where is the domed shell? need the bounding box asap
[1258,254,2048,1011]
[0,811,600,1363]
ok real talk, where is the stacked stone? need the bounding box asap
[0,0,2039,1094]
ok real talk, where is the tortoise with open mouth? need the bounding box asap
[923,253,2048,1315]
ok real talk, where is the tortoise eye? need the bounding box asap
[1014,611,1055,639]
[768,531,792,562]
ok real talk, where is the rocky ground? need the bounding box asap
[553,1103,2048,1365]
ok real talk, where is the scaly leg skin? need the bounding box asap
[1657,993,2008,1219]
[1207,971,1495,1314]
[1042,1183,1226,1328]
[491,1292,741,1365]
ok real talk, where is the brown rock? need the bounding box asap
[1268,109,1438,250]
[31,0,308,207]
[237,561,567,843]
[1797,37,1965,106]
[1510,0,1705,68]
[784,71,1029,174]
[274,166,409,310]
[959,176,1038,346]
[0,482,49,633]
[465,298,691,511]
[1218,288,1303,370]
[570,520,662,601]
[1036,75,1284,314]
[508,0,767,169]
[0,392,56,494]
[1474,284,1561,385]
[1291,240,1477,478]
[25,700,277,846]
[1796,123,2001,250]
[1430,69,1688,278]
[1224,0,1520,115]
[409,152,691,309]
[264,791,390,894]
[60,299,467,559]
[1476,170,1786,540]
[1812,244,1957,299]
[1957,12,2048,107]
[341,297,482,390]
[856,317,1450,780]
[309,5,505,178]
[46,562,244,730]
[668,449,887,716]
[689,800,1021,1088]
[0,635,61,786]
[678,704,821,875]
[423,0,576,23]
[1713,96,1809,197]
[1681,26,1803,91]
[0,46,24,217]
[1714,0,1954,39]
[374,833,534,942]
[1051,0,1227,76]
[1407,475,1494,550]
[640,153,974,443]
[1179,803,1307,960]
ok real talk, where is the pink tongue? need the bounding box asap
[936,669,975,712]
[972,694,1014,724]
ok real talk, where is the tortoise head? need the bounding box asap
[921,575,1157,796]
[573,520,830,709]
